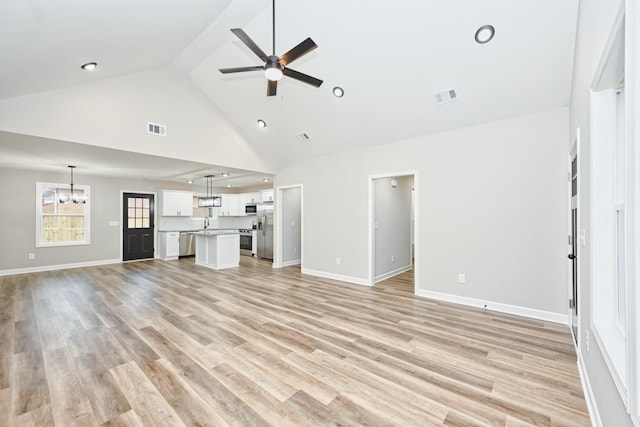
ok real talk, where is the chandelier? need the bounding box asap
[59,165,88,204]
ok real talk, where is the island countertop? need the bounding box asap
[187,230,240,236]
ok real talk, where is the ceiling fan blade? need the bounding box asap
[230,28,269,62]
[267,79,278,96]
[283,68,323,88]
[279,37,318,66]
[219,66,264,74]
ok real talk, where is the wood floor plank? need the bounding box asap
[12,350,50,417]
[0,387,11,427]
[42,347,98,427]
[140,358,225,427]
[110,361,186,427]
[72,352,131,424]
[0,257,590,426]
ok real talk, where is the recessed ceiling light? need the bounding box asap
[226,184,233,188]
[81,62,98,71]
[474,25,495,44]
[333,86,344,97]
[186,179,193,184]
[257,119,267,128]
[222,173,230,177]
[262,178,270,182]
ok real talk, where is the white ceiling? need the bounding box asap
[0,0,579,184]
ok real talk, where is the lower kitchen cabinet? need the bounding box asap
[158,231,180,260]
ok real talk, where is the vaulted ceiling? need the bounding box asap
[0,0,579,188]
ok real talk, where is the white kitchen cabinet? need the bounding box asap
[160,190,193,217]
[158,231,180,260]
[219,194,240,216]
[236,194,248,212]
[261,189,274,202]
[244,192,261,204]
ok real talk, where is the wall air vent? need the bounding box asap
[147,122,166,136]
[296,132,311,143]
[433,87,458,105]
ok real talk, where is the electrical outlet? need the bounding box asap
[458,274,466,283]
[28,253,35,260]
[336,257,341,265]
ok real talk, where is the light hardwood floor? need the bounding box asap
[0,256,590,426]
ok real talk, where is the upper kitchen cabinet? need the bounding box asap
[219,194,240,216]
[244,192,261,204]
[261,189,274,202]
[160,190,194,216]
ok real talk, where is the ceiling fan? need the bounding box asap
[219,0,323,96]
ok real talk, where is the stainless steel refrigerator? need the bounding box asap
[257,203,273,260]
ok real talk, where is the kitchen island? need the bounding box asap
[189,230,240,270]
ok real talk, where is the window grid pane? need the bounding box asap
[127,197,151,229]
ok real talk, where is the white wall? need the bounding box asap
[374,176,412,281]
[569,0,635,425]
[275,108,569,317]
[0,68,275,174]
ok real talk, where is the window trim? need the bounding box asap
[36,181,91,247]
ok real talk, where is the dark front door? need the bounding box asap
[123,193,155,261]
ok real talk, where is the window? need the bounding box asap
[36,182,90,247]
[127,196,150,229]
[591,81,628,399]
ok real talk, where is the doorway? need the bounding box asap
[122,192,155,261]
[277,185,303,268]
[568,142,578,344]
[369,172,417,289]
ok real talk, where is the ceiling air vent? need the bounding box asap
[433,87,458,105]
[296,132,311,143]
[147,122,166,136]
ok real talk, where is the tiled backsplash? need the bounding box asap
[158,214,256,231]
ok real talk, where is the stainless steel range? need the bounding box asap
[238,229,253,256]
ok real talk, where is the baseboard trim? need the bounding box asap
[302,268,370,287]
[282,259,301,267]
[375,264,412,283]
[0,259,122,277]
[415,289,569,324]
[577,351,602,427]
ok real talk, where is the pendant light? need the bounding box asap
[201,175,216,207]
[59,165,87,204]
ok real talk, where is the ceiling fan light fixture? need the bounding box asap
[264,61,283,81]
[474,25,495,44]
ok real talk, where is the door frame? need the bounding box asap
[568,134,580,347]
[274,184,303,269]
[120,190,158,261]
[368,170,418,289]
